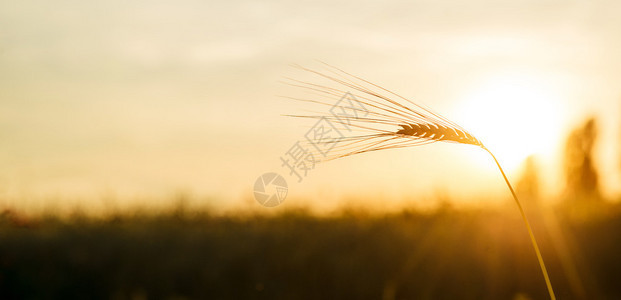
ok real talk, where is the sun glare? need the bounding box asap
[456,72,564,171]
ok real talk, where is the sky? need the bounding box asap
[1,0,621,213]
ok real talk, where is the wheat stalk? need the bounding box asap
[286,63,556,300]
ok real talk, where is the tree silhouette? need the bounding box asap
[563,117,600,201]
[517,155,540,204]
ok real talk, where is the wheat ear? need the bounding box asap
[286,63,556,300]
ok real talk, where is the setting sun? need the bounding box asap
[456,71,565,170]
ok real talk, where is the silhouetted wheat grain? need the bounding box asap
[285,63,556,300]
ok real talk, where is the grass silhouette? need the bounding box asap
[1,202,619,299]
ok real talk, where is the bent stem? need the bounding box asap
[483,147,556,300]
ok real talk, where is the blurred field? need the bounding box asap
[1,200,620,300]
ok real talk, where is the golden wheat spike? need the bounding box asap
[286,63,556,300]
